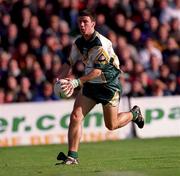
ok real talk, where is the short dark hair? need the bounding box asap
[79,9,96,21]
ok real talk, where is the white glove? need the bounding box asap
[61,78,81,90]
[70,79,82,88]
[61,78,81,97]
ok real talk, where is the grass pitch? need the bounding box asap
[0,137,180,176]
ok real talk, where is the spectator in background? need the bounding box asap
[115,36,138,63]
[147,16,159,39]
[41,52,53,72]
[131,62,145,82]
[58,0,73,29]
[113,13,126,36]
[29,37,42,58]
[41,52,54,82]
[18,7,32,42]
[107,30,118,49]
[50,56,63,83]
[29,16,40,33]
[124,18,135,40]
[138,71,152,95]
[129,27,143,51]
[162,37,180,63]
[158,64,171,84]
[33,81,58,101]
[119,0,132,17]
[158,0,174,24]
[59,19,70,35]
[8,59,21,79]
[36,0,48,29]
[138,37,162,69]
[5,90,15,103]
[96,0,119,29]
[45,15,61,37]
[68,0,80,34]
[156,24,170,51]
[10,0,35,27]
[137,7,152,36]
[166,74,180,95]
[167,55,180,76]
[16,76,32,102]
[22,54,36,77]
[42,35,65,64]
[170,0,180,21]
[6,75,19,100]
[151,79,168,96]
[147,54,161,80]
[122,57,134,75]
[0,88,5,104]
[169,17,180,44]
[12,42,29,69]
[60,33,72,59]
[0,51,11,86]
[0,13,11,39]
[95,13,110,37]
[29,15,43,41]
[31,63,46,97]
[128,80,145,97]
[1,23,19,52]
[131,0,147,24]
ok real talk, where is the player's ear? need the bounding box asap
[92,21,95,28]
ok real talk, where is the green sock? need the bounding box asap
[68,151,78,159]
[131,111,137,121]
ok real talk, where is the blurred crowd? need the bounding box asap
[0,0,180,104]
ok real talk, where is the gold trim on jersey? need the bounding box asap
[111,54,120,70]
[104,90,120,107]
[100,72,107,82]
[93,48,111,66]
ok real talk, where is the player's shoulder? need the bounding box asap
[96,32,112,46]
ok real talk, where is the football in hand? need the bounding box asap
[54,79,74,98]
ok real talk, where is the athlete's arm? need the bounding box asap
[61,68,102,91]
[79,68,102,84]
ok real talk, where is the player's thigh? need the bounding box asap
[102,104,118,126]
[72,90,96,121]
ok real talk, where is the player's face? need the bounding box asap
[78,16,95,37]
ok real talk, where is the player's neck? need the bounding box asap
[83,30,95,41]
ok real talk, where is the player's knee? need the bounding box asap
[70,112,82,123]
[105,123,116,130]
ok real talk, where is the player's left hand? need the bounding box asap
[61,78,81,91]
[60,78,81,97]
